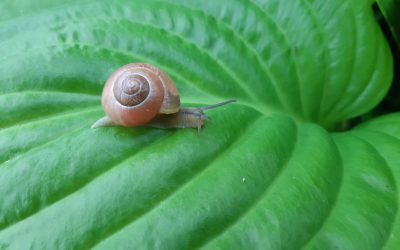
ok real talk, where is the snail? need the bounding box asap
[91,63,235,131]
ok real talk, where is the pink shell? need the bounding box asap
[101,63,180,126]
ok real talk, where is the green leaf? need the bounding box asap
[315,113,400,250]
[0,0,397,249]
[376,0,400,47]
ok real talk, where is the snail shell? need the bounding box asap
[92,62,236,131]
[101,63,180,126]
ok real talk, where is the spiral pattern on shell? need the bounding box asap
[101,63,180,126]
[113,74,150,107]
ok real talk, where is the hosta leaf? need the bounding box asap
[307,129,398,249]
[304,113,400,250]
[0,0,392,126]
[376,0,400,46]
[0,0,396,249]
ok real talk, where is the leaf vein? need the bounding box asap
[0,106,100,131]
[248,0,303,116]
[90,115,263,248]
[198,122,299,247]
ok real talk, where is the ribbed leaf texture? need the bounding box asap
[0,0,398,249]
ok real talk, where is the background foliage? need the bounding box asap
[0,0,399,249]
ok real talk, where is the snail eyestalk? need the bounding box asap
[199,99,236,110]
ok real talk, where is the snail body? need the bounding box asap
[92,63,235,131]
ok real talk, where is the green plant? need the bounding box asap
[0,0,399,249]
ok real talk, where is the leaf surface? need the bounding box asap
[376,0,400,46]
[0,0,396,249]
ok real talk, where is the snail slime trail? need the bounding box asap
[91,63,236,131]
